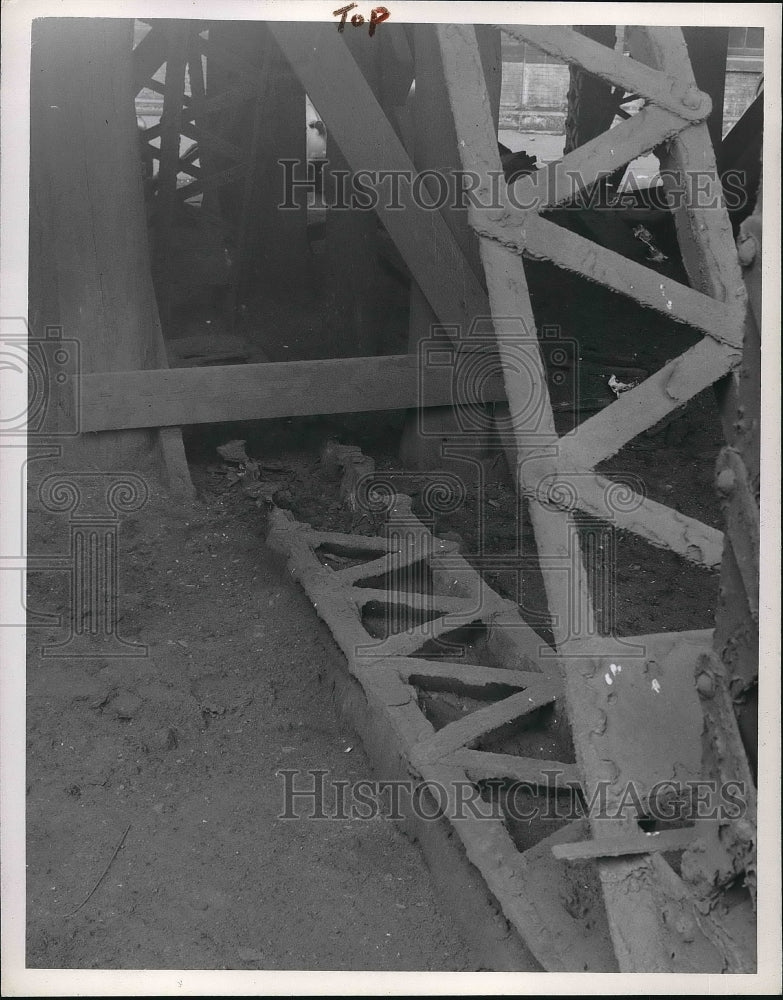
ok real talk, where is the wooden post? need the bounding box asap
[320,28,385,358]
[398,24,501,473]
[30,17,193,495]
[251,24,308,300]
[153,20,189,331]
[205,22,309,311]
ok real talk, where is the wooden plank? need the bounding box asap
[497,24,711,121]
[556,336,741,469]
[268,21,490,334]
[78,354,509,432]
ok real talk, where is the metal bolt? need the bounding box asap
[696,672,715,698]
[681,85,705,111]
[737,234,758,267]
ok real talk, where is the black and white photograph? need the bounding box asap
[1,1,780,994]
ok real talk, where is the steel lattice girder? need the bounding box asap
[437,23,756,972]
[267,493,722,972]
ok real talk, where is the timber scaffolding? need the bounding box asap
[30,19,760,973]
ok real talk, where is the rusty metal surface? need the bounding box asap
[266,475,723,970]
[267,495,621,971]
[437,22,756,972]
[676,192,763,961]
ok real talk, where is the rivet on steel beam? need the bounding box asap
[696,671,715,698]
[681,84,708,113]
[716,468,736,494]
[737,234,758,267]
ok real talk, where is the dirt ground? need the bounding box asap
[25,470,479,971]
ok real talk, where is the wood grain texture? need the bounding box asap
[269,21,489,333]
[78,354,508,431]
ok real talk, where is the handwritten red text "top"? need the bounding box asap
[333,4,390,36]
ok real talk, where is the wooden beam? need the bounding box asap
[268,21,489,334]
[78,354,508,432]
[31,18,193,496]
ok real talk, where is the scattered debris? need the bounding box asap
[608,373,642,396]
[63,823,132,918]
[632,224,668,263]
[217,439,251,465]
[320,440,376,518]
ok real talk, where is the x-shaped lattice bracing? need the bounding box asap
[439,22,745,569]
[437,23,754,973]
[267,500,626,971]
